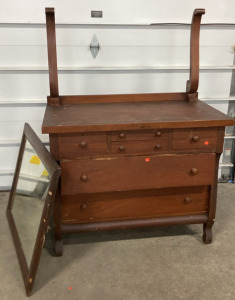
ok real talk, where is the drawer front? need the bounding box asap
[61,153,215,195]
[111,129,169,141]
[172,128,218,151]
[111,140,169,154]
[62,186,209,224]
[58,133,108,159]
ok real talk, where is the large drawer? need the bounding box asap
[172,128,218,152]
[62,186,209,224]
[58,133,108,159]
[61,153,215,194]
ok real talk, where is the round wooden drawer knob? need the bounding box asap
[119,133,125,138]
[192,136,199,142]
[80,140,87,148]
[191,168,198,175]
[155,131,162,137]
[80,203,87,210]
[81,174,88,181]
[154,144,161,149]
[184,197,191,204]
[119,146,125,151]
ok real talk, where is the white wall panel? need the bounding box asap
[204,101,229,115]
[0,121,47,141]
[1,26,235,47]
[0,46,48,67]
[200,47,234,67]
[0,72,49,100]
[0,175,13,189]
[1,46,233,68]
[0,106,45,122]
[198,71,232,98]
[1,0,235,24]
[0,71,232,101]
[0,146,19,170]
[0,25,234,70]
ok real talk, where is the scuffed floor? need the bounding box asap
[0,184,235,300]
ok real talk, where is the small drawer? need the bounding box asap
[61,186,209,224]
[61,153,216,194]
[172,128,218,152]
[58,133,108,159]
[111,140,169,154]
[111,129,169,141]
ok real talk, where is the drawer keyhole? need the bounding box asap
[81,174,88,181]
[80,141,87,148]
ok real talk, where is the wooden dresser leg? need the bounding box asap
[203,151,222,245]
[54,186,63,256]
[203,220,214,244]
[54,240,63,256]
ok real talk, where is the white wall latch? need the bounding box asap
[90,35,100,58]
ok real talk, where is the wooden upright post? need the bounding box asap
[186,9,205,102]
[45,8,60,106]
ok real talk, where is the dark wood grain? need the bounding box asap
[53,185,63,256]
[61,214,209,233]
[110,129,169,141]
[45,8,59,104]
[58,92,189,104]
[186,9,205,97]
[42,100,234,134]
[61,186,209,224]
[58,132,108,159]
[172,127,218,152]
[42,7,234,252]
[7,123,60,296]
[49,134,63,256]
[61,153,215,194]
[49,134,59,161]
[203,220,214,244]
[110,139,169,154]
[216,127,225,153]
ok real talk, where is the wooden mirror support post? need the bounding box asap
[45,8,60,106]
[186,8,205,103]
[42,8,234,257]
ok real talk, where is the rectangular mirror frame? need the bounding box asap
[6,123,60,297]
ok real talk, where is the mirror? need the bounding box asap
[6,123,60,297]
[12,140,51,267]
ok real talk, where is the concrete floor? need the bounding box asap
[0,184,235,300]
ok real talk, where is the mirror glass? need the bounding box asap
[12,140,51,267]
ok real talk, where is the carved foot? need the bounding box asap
[203,220,214,244]
[54,240,63,256]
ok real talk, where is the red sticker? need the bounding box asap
[204,141,209,145]
[145,158,150,162]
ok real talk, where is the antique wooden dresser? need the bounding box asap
[42,8,234,256]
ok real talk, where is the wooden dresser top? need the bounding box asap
[42,99,234,134]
